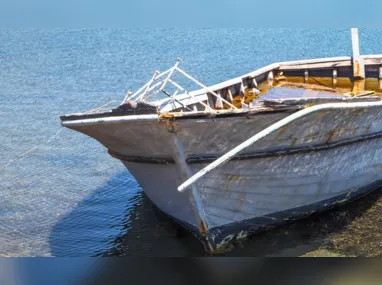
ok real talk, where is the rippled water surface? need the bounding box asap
[1,28,381,257]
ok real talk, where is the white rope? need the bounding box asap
[0,128,64,172]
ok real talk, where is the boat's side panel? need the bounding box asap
[67,112,292,159]
[69,119,174,158]
[121,136,382,251]
[65,103,382,252]
[190,137,381,229]
[122,162,199,230]
[176,106,382,158]
[67,105,382,162]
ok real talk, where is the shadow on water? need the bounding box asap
[50,168,382,257]
[227,187,382,257]
[105,187,382,257]
[49,171,205,257]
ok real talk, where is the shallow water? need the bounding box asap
[1,28,381,257]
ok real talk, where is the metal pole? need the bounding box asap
[351,28,365,79]
[176,67,239,110]
[159,58,183,92]
[140,71,160,100]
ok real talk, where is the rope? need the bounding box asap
[0,127,64,172]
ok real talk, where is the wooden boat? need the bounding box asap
[60,29,382,253]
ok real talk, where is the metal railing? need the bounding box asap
[122,58,239,111]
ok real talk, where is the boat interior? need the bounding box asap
[60,55,382,122]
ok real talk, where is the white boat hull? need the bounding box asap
[61,54,382,253]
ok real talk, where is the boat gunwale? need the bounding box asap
[61,99,382,128]
[60,54,382,127]
[153,54,382,107]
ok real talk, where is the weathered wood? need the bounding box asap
[215,92,223,109]
[280,56,351,67]
[240,81,245,96]
[279,58,382,71]
[351,28,365,79]
[237,81,246,107]
[154,55,382,112]
[261,96,380,107]
[304,70,309,83]
[278,82,337,93]
[170,134,211,247]
[332,69,338,87]
[280,60,352,71]
[252,78,258,88]
[177,101,382,192]
[354,91,377,97]
[157,56,382,105]
[350,79,366,96]
[176,67,239,110]
[364,58,382,65]
[267,71,274,86]
[244,78,249,90]
[227,88,234,103]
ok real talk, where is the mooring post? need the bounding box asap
[351,28,365,79]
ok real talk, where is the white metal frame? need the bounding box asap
[121,59,239,111]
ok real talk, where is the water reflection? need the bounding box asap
[98,180,381,257]
[49,171,142,257]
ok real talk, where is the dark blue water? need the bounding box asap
[1,28,381,257]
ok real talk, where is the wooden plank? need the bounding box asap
[252,78,258,88]
[155,54,382,112]
[333,69,338,87]
[364,58,382,65]
[278,82,337,93]
[304,70,309,83]
[351,28,365,79]
[280,56,351,66]
[227,88,234,103]
[239,81,246,107]
[240,81,245,96]
[242,78,249,89]
[215,92,223,109]
[363,54,382,60]
[280,58,382,71]
[267,71,274,86]
[350,79,366,96]
[280,60,352,71]
[261,96,380,107]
